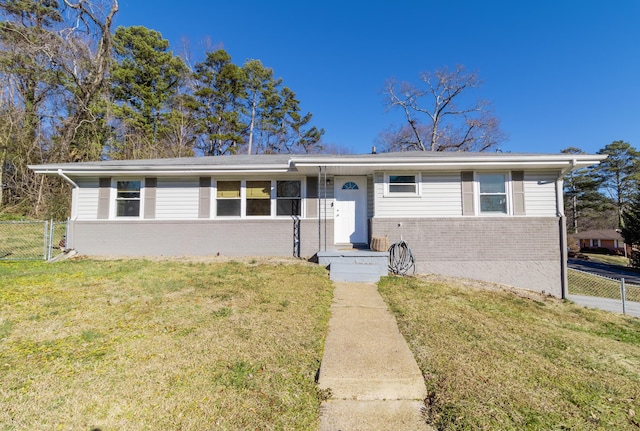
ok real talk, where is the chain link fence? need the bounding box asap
[568,268,640,315]
[0,220,68,261]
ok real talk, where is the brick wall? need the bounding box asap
[69,219,334,258]
[372,217,563,296]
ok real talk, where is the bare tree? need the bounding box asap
[52,0,118,161]
[382,65,506,152]
[0,0,118,216]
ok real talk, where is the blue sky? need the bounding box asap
[114,0,640,155]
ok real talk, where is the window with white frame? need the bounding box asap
[216,181,241,216]
[276,180,301,216]
[246,180,271,216]
[478,173,507,214]
[388,174,418,194]
[215,179,303,217]
[116,180,141,217]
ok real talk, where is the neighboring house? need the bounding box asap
[30,151,604,297]
[569,229,630,255]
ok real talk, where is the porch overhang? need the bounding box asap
[289,153,607,176]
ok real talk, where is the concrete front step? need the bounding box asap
[329,262,383,283]
[319,400,430,431]
[317,249,389,283]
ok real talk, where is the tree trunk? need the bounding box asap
[247,92,257,155]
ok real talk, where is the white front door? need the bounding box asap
[334,176,368,244]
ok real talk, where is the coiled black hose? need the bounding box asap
[388,240,415,275]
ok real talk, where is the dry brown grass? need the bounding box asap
[0,258,333,430]
[379,274,640,431]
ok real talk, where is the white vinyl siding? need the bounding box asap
[314,177,335,219]
[155,178,200,219]
[367,176,374,218]
[421,173,462,216]
[75,178,99,220]
[524,172,558,216]
[375,172,462,218]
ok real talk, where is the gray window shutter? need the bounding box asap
[461,171,475,216]
[512,171,525,215]
[97,177,111,219]
[144,178,157,219]
[199,177,211,218]
[306,176,318,218]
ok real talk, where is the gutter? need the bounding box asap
[31,168,292,176]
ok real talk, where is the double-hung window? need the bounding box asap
[478,173,507,214]
[246,181,272,216]
[116,180,141,217]
[216,181,241,216]
[276,180,301,216]
[388,174,418,195]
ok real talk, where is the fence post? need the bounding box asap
[43,220,48,261]
[621,278,626,315]
[48,218,55,260]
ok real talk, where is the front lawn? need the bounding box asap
[379,275,640,430]
[582,253,630,267]
[0,258,333,430]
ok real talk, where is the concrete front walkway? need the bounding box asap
[317,282,432,431]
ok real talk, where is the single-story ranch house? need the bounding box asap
[569,229,630,256]
[30,151,605,297]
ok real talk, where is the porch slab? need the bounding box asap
[317,249,389,278]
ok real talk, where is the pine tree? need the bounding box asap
[596,141,640,227]
[621,191,640,267]
[109,25,188,159]
[193,49,247,156]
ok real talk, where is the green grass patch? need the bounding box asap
[583,253,631,267]
[379,275,640,430]
[0,258,333,430]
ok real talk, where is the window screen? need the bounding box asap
[276,180,301,216]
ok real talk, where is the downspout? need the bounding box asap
[57,169,78,251]
[57,169,78,189]
[318,166,321,254]
[323,166,327,251]
[557,160,576,299]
